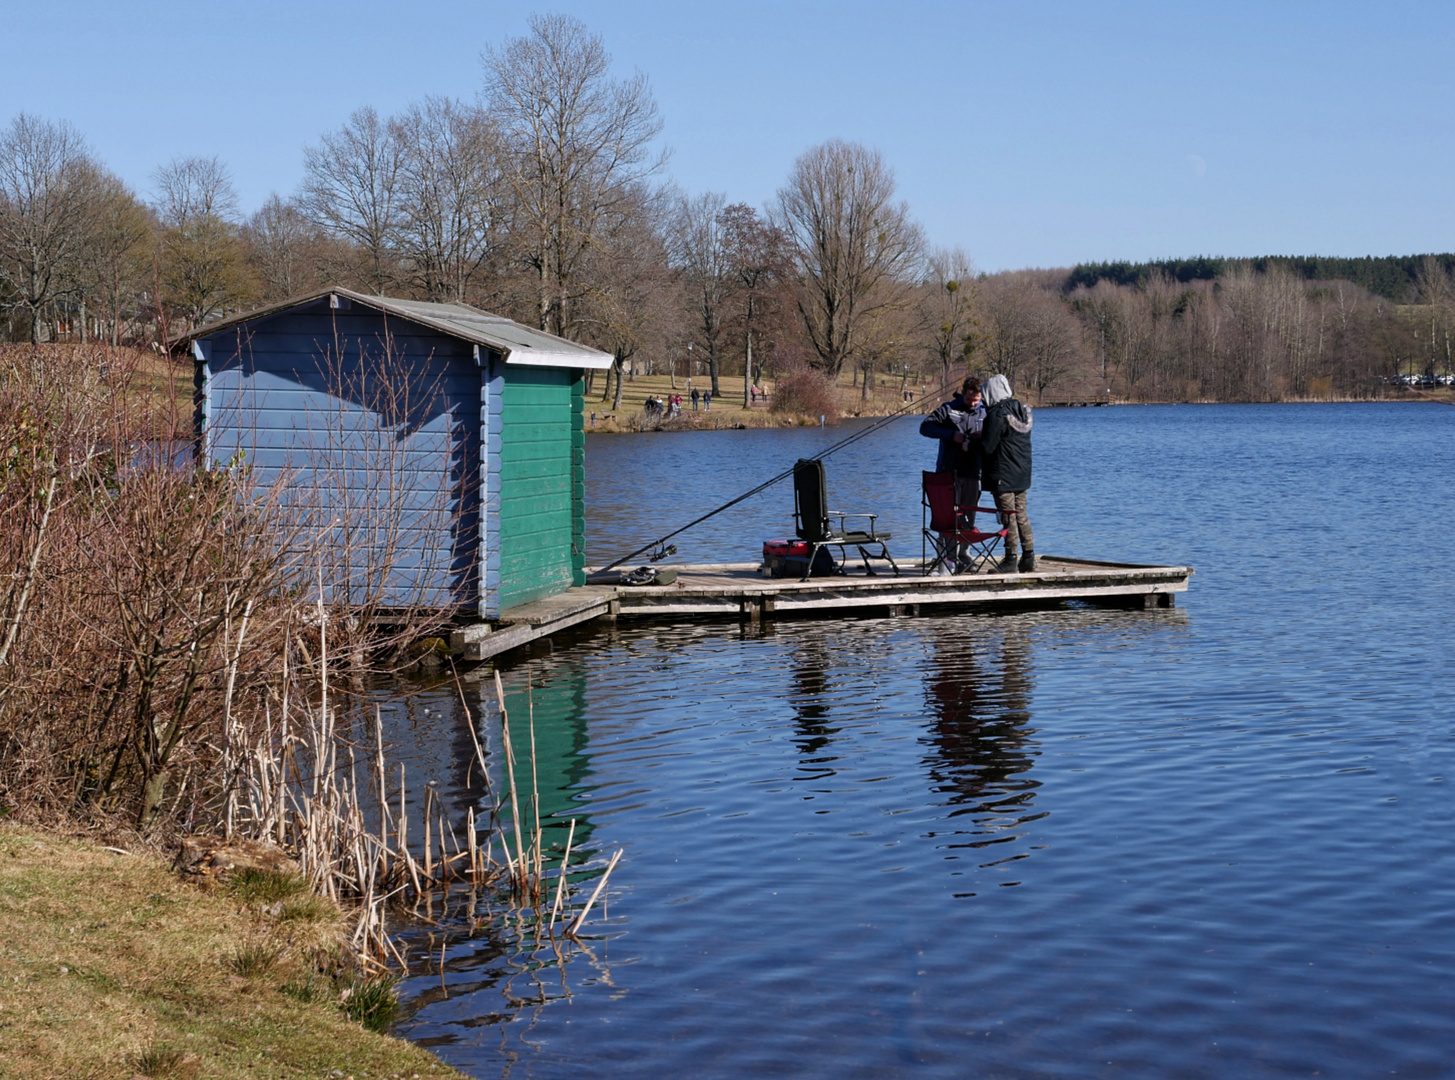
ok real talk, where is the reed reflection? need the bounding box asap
[394,654,610,1050]
[919,619,1043,875]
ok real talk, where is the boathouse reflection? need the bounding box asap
[473,655,596,860]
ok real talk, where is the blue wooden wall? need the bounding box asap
[198,298,481,611]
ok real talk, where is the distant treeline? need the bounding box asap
[1067,254,1455,303]
[3,11,1448,406]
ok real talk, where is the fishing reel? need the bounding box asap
[649,543,677,563]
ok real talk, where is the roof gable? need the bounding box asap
[174,287,614,371]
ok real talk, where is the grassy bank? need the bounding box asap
[0,825,464,1080]
[584,370,932,432]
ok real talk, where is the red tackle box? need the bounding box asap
[761,539,835,578]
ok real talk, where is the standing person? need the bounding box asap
[920,376,984,509]
[691,388,700,410]
[920,376,985,572]
[704,390,712,411]
[980,374,1035,573]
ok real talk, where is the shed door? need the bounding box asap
[494,365,576,611]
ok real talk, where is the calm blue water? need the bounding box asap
[390,403,1455,1079]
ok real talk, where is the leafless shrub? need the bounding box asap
[0,344,292,828]
[768,346,840,421]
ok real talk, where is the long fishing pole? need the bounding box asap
[597,372,966,574]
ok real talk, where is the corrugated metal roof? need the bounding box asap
[173,287,615,371]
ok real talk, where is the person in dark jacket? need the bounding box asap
[980,374,1035,573]
[920,376,984,572]
[919,376,984,502]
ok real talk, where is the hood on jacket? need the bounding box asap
[983,374,1013,406]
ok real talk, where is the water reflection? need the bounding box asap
[919,620,1043,890]
[486,655,596,857]
[789,633,840,768]
[392,654,608,1053]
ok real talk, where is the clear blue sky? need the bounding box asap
[6,1,1452,271]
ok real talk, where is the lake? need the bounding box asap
[380,402,1455,1078]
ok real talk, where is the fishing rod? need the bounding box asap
[598,372,967,574]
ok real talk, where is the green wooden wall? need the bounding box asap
[495,366,586,611]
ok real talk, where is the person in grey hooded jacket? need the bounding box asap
[980,374,1036,572]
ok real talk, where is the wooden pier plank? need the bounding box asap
[453,557,1193,662]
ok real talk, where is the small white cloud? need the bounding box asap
[1186,154,1207,177]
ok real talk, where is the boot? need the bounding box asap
[1018,550,1037,572]
[995,552,1019,574]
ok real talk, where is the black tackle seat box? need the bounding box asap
[761,539,835,578]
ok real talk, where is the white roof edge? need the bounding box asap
[505,347,614,371]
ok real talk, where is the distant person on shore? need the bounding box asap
[920,376,985,571]
[704,391,712,411]
[980,374,1035,573]
[692,388,700,410]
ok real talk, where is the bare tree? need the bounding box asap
[153,156,254,329]
[670,191,731,397]
[921,246,979,384]
[581,190,678,411]
[484,13,668,337]
[300,107,403,294]
[243,194,322,301]
[153,155,237,224]
[71,171,153,344]
[391,97,507,303]
[0,114,97,342]
[980,273,1082,400]
[776,139,924,379]
[721,202,791,407]
[1414,255,1455,377]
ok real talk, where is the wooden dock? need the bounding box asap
[449,556,1193,662]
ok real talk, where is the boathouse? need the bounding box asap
[176,288,613,619]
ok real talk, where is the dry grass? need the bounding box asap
[0,825,466,1080]
[585,369,931,432]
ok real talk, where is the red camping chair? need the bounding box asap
[921,471,1008,575]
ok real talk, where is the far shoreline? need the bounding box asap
[584,390,1450,435]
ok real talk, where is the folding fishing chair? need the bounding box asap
[921,470,1008,575]
[792,458,898,581]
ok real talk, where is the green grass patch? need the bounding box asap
[227,942,282,978]
[277,893,335,923]
[225,867,309,904]
[280,970,331,1004]
[341,974,400,1033]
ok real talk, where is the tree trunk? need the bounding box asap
[743,330,752,409]
[613,355,625,410]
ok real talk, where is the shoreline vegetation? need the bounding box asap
[581,371,1453,434]
[0,341,627,1074]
